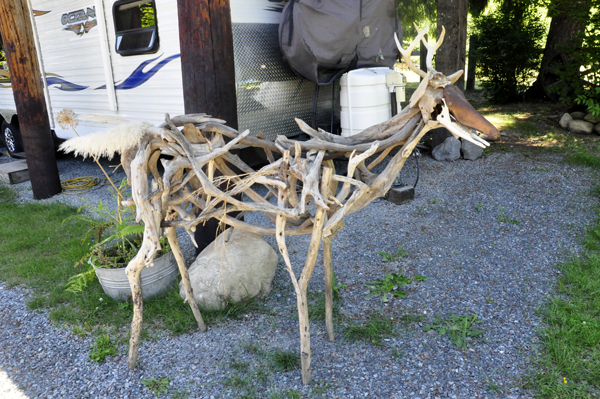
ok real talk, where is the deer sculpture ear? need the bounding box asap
[447,70,464,84]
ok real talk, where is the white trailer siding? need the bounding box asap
[0,0,333,144]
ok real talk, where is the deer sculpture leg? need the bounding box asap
[125,254,146,369]
[275,167,333,385]
[323,236,335,341]
[165,227,207,331]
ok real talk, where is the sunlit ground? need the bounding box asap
[0,370,29,399]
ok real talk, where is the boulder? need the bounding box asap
[180,228,279,310]
[568,119,595,135]
[570,111,586,120]
[461,139,484,160]
[559,113,572,129]
[432,136,461,162]
[584,113,600,124]
[595,123,600,135]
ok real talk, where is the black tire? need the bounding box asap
[1,120,23,157]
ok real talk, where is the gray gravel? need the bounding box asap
[0,146,597,398]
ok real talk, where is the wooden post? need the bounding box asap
[176,0,238,129]
[0,0,61,199]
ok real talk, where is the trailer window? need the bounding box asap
[113,0,159,56]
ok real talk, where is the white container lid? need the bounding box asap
[340,67,393,86]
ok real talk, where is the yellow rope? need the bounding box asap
[61,176,108,195]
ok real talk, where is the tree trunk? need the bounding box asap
[0,0,61,199]
[436,0,468,91]
[528,3,589,99]
[466,34,477,90]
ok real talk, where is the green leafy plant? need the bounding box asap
[141,376,172,398]
[476,202,483,212]
[332,270,346,300]
[365,270,427,303]
[423,314,484,348]
[497,206,520,225]
[64,179,170,294]
[377,245,408,262]
[89,334,118,363]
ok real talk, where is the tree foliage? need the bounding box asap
[472,0,546,103]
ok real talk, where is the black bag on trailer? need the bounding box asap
[279,0,402,85]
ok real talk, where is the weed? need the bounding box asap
[308,291,341,321]
[242,341,264,356]
[0,184,16,202]
[269,349,300,371]
[171,388,189,399]
[331,270,346,300]
[141,376,172,398]
[89,334,118,363]
[377,245,408,262]
[399,313,425,324]
[225,373,251,389]
[343,314,395,344]
[365,270,427,303]
[431,199,439,204]
[229,359,250,372]
[423,314,484,348]
[534,166,551,172]
[496,206,520,225]
[476,202,483,212]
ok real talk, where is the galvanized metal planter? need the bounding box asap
[91,252,178,301]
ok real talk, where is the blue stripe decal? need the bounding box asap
[96,54,181,90]
[45,76,88,91]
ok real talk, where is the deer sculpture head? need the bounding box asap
[395,24,499,145]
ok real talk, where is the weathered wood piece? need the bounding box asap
[0,160,30,184]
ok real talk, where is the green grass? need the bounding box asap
[0,186,258,346]
[343,314,395,345]
[528,192,600,397]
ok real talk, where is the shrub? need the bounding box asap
[472,3,546,103]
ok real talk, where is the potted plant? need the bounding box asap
[65,179,178,301]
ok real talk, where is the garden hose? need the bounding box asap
[61,176,109,195]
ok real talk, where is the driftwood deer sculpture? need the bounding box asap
[61,26,498,385]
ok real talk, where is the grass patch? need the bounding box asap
[269,349,300,371]
[0,190,268,360]
[89,334,118,363]
[343,314,395,345]
[528,202,600,397]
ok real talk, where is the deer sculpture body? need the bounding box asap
[61,25,499,385]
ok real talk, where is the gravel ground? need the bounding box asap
[0,144,597,398]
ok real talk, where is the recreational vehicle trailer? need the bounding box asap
[0,0,335,157]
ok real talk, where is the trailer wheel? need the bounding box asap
[1,121,24,157]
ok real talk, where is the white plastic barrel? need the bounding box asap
[340,67,400,137]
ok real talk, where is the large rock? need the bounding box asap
[180,228,278,310]
[594,123,600,135]
[584,113,600,124]
[568,119,595,135]
[432,136,461,161]
[571,111,586,120]
[559,113,572,129]
[461,139,484,160]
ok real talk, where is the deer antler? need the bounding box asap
[418,23,445,75]
[394,29,427,79]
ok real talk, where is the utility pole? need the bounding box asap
[177,0,238,129]
[0,0,61,199]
